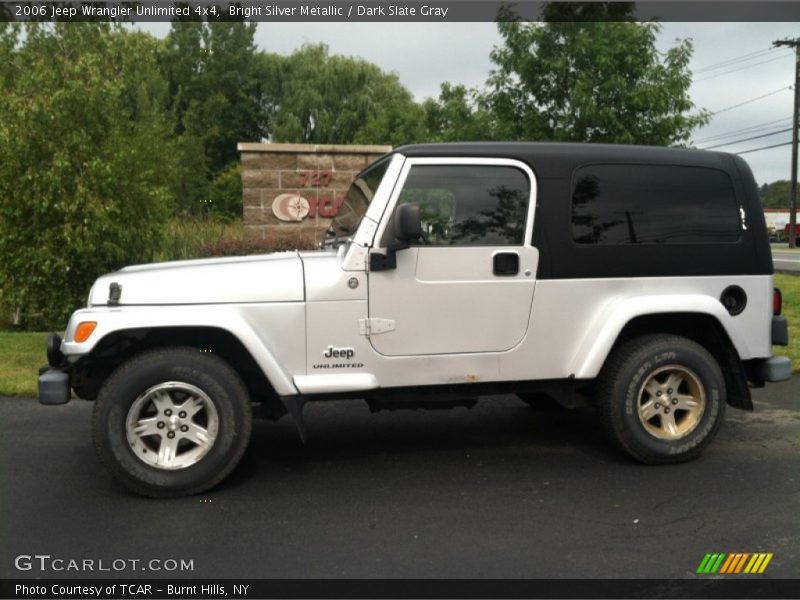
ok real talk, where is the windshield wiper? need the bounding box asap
[320,225,351,249]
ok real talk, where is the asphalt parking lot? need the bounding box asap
[1,379,798,580]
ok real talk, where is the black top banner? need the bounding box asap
[1,1,800,22]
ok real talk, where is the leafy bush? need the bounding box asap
[199,231,318,257]
[0,25,178,329]
[153,217,245,263]
[206,163,244,219]
[154,217,317,262]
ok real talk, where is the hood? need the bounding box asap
[88,251,304,306]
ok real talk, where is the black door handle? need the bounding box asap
[493,252,519,276]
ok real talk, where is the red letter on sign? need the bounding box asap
[318,195,344,218]
[307,197,319,217]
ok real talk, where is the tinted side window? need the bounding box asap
[397,165,529,246]
[571,164,741,245]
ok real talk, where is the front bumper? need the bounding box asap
[38,366,70,405]
[38,333,71,405]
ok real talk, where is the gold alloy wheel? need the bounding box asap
[636,365,706,440]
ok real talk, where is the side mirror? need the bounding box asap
[394,203,423,242]
[370,203,423,272]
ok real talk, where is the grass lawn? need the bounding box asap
[774,273,800,374]
[0,332,48,397]
[1,275,799,397]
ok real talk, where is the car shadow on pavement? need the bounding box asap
[221,397,623,492]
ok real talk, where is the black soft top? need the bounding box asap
[394,142,736,179]
[393,141,771,279]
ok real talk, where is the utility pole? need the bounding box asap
[774,38,799,248]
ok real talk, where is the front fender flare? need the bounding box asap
[61,304,302,396]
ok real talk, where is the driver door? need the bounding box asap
[367,158,538,357]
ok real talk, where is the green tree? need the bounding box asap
[420,83,498,142]
[539,2,636,22]
[759,180,792,209]
[163,21,266,171]
[486,15,708,144]
[0,24,177,328]
[0,23,18,76]
[270,44,423,145]
[162,21,268,217]
[354,86,427,147]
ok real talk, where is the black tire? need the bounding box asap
[92,347,252,497]
[597,334,726,464]
[517,392,564,411]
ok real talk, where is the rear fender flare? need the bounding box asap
[570,295,747,379]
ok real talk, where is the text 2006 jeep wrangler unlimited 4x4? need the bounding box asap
[39,142,790,497]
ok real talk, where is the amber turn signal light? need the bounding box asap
[74,321,97,343]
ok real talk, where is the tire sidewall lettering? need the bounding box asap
[609,338,725,462]
[631,355,716,451]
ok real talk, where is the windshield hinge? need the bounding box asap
[108,282,122,305]
[359,318,396,336]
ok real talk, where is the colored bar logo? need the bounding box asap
[696,553,773,574]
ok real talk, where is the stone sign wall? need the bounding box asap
[238,142,392,246]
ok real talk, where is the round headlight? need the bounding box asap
[46,333,65,367]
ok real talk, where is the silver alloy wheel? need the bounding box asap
[636,365,706,441]
[125,381,219,470]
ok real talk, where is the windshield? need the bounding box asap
[324,156,391,245]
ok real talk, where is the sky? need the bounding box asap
[146,21,798,185]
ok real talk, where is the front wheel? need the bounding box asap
[92,347,252,497]
[597,334,726,464]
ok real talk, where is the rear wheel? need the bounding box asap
[92,347,252,497]
[597,334,725,464]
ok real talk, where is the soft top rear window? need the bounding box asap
[571,164,742,245]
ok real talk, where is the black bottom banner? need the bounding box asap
[1,578,799,599]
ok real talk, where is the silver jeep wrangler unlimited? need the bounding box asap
[39,143,791,497]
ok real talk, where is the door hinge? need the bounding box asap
[359,318,396,336]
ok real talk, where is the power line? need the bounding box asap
[772,37,799,247]
[700,127,792,150]
[694,54,793,83]
[694,47,777,74]
[709,85,793,115]
[693,117,792,143]
[694,122,791,144]
[734,141,793,155]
